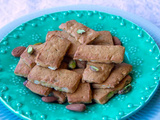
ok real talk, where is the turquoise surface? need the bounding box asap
[0,10,160,120]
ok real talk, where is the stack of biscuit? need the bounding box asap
[14,20,132,105]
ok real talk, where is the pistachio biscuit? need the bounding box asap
[14,59,32,78]
[26,81,52,96]
[36,36,71,70]
[74,45,125,63]
[59,20,99,44]
[67,83,92,104]
[46,30,81,57]
[21,44,43,68]
[92,31,113,45]
[82,62,114,83]
[92,63,132,88]
[93,75,132,104]
[28,65,81,93]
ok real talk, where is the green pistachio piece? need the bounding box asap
[118,84,132,94]
[27,46,34,54]
[34,42,42,45]
[90,66,99,72]
[107,91,114,98]
[59,89,63,92]
[68,60,76,69]
[77,29,85,34]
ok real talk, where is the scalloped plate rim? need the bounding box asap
[0,10,160,120]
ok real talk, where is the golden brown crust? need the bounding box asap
[46,31,80,57]
[92,63,132,88]
[52,90,66,104]
[36,36,71,70]
[93,75,132,104]
[20,44,43,68]
[67,83,92,104]
[59,20,99,44]
[26,81,52,96]
[28,65,81,93]
[82,62,114,83]
[74,45,125,63]
[14,59,32,77]
[92,31,114,45]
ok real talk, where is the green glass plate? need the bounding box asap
[0,10,160,120]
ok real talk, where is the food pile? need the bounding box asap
[13,20,132,112]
